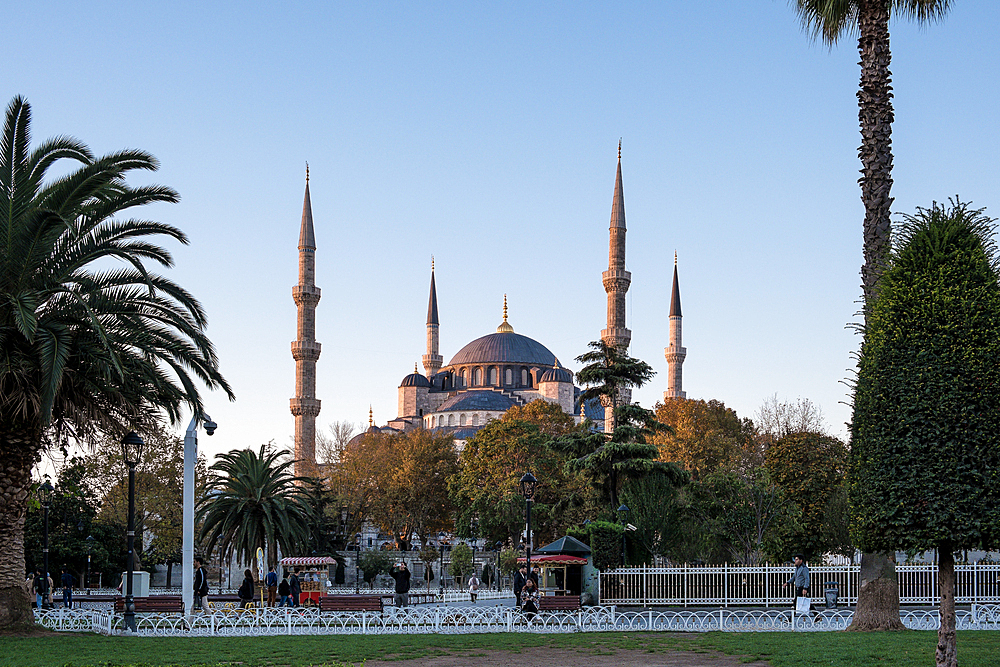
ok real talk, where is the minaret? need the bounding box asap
[664,253,687,400]
[290,165,321,477]
[601,142,632,428]
[422,258,443,378]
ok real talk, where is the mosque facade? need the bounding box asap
[293,148,687,465]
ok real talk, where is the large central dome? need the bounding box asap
[448,331,559,367]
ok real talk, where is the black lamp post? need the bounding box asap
[617,504,630,567]
[85,535,95,593]
[494,541,503,592]
[38,480,53,609]
[354,532,361,594]
[121,431,144,632]
[519,472,537,583]
[438,531,446,596]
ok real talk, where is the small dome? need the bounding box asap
[399,372,431,388]
[539,366,572,383]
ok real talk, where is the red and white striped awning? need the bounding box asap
[280,556,338,566]
[517,554,587,565]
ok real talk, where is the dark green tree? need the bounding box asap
[559,341,685,512]
[449,543,473,583]
[357,549,392,589]
[197,445,313,568]
[851,200,1000,665]
[0,96,232,629]
[791,0,952,633]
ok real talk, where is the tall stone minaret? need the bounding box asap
[422,259,443,378]
[290,166,321,476]
[601,142,632,429]
[664,253,687,400]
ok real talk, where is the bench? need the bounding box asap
[539,595,581,612]
[319,595,383,613]
[381,592,436,606]
[113,596,184,614]
[72,594,117,607]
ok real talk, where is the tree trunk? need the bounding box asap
[857,0,895,306]
[0,423,41,630]
[936,544,957,667]
[847,551,904,630]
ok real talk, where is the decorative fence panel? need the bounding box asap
[33,604,1000,636]
[600,563,1000,607]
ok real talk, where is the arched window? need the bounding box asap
[460,369,467,387]
[472,414,479,426]
[504,368,512,385]
[460,414,466,426]
[521,368,528,386]
[489,367,497,385]
[448,414,454,426]
[473,368,482,385]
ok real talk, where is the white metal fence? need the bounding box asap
[599,563,1000,607]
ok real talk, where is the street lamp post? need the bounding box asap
[85,535,95,593]
[494,541,503,592]
[354,533,361,594]
[182,413,217,614]
[438,531,446,596]
[38,480,53,610]
[617,504,630,567]
[519,472,537,585]
[122,431,144,632]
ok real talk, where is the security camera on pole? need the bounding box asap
[183,413,217,615]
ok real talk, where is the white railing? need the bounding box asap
[599,563,1000,607]
[33,604,1000,636]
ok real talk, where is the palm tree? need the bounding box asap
[0,96,232,629]
[791,1,951,632]
[197,445,314,570]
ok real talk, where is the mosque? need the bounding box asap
[290,147,687,472]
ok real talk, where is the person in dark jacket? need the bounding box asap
[32,569,48,610]
[389,562,411,607]
[60,568,75,608]
[193,557,210,611]
[289,568,301,606]
[238,569,255,608]
[512,565,528,609]
[264,566,278,607]
[278,574,292,607]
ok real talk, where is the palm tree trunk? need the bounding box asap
[857,0,894,305]
[0,423,41,630]
[936,543,957,667]
[848,1,903,632]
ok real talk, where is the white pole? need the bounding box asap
[182,414,200,615]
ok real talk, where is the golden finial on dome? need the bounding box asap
[368,406,373,428]
[414,362,418,373]
[496,294,514,333]
[306,162,309,183]
[554,357,559,369]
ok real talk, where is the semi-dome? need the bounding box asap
[539,366,573,383]
[448,332,559,367]
[435,390,516,412]
[399,372,431,388]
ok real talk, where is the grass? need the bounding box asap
[0,630,996,666]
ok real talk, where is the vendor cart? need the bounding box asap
[517,554,587,596]
[280,556,337,605]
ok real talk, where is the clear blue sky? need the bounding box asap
[7,1,998,464]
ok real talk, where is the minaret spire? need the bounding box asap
[664,254,687,400]
[291,169,322,477]
[422,258,443,377]
[599,143,633,431]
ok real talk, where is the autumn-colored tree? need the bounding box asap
[333,429,458,549]
[501,400,579,437]
[652,398,752,480]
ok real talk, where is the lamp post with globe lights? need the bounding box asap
[519,472,537,580]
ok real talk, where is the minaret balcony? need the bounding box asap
[602,269,631,294]
[601,327,632,349]
[290,397,322,416]
[293,284,322,306]
[291,340,322,361]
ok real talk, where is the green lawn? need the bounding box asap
[1,631,996,667]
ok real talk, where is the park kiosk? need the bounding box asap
[531,535,594,598]
[280,556,337,605]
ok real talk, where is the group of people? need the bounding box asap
[25,568,76,609]
[192,557,306,611]
[512,563,541,616]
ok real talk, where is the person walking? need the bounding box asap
[278,573,292,607]
[193,557,210,611]
[32,569,48,610]
[467,570,481,603]
[389,561,411,607]
[238,569,255,609]
[289,568,301,607]
[265,566,278,607]
[783,554,811,615]
[60,568,75,608]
